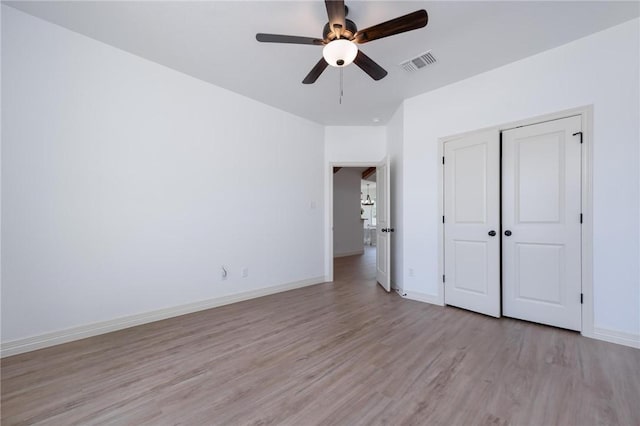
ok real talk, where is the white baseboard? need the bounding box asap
[585,327,640,349]
[402,291,444,306]
[333,249,364,258]
[1,276,326,358]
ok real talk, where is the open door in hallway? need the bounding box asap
[376,158,391,292]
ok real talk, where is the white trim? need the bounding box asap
[402,291,443,306]
[436,136,446,306]
[1,276,326,358]
[437,106,597,339]
[586,328,640,349]
[579,107,595,340]
[334,249,365,258]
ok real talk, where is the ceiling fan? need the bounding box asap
[256,0,428,84]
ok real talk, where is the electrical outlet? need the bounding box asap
[241,267,249,278]
[408,268,414,278]
[221,266,228,280]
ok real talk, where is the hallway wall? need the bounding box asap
[333,169,364,257]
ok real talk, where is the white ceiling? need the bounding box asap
[6,1,639,126]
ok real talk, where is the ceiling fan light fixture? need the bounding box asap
[323,39,358,67]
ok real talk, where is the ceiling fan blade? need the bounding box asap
[325,0,346,38]
[353,50,388,81]
[256,33,324,46]
[303,58,329,84]
[353,10,428,44]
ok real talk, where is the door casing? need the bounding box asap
[437,105,594,337]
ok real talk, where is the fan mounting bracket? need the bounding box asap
[323,19,357,41]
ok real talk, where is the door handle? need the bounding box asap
[504,230,512,236]
[488,230,496,237]
[381,228,395,233]
[381,228,387,233]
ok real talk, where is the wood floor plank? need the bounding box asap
[2,246,639,425]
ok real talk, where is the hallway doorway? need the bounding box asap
[332,166,378,284]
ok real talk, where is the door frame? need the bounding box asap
[326,161,380,282]
[437,105,594,336]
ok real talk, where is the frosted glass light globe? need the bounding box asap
[322,39,358,67]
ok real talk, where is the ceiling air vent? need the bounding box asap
[400,51,437,72]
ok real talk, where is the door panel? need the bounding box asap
[502,116,582,331]
[453,240,488,294]
[454,143,487,223]
[515,243,564,305]
[376,158,391,292]
[444,129,500,317]
[517,136,563,223]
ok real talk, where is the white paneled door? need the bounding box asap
[376,158,391,292]
[444,130,501,317]
[502,116,582,331]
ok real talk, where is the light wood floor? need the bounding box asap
[2,247,639,425]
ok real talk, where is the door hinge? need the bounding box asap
[572,131,583,144]
[580,213,583,224]
[443,274,446,283]
[442,216,445,223]
[442,156,445,165]
[580,293,584,304]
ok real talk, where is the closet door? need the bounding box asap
[443,129,500,317]
[502,116,582,331]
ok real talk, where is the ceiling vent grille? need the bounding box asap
[400,51,437,72]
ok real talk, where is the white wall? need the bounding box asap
[1,7,325,344]
[333,169,364,257]
[325,126,386,164]
[0,4,3,339]
[387,106,404,292]
[401,19,640,338]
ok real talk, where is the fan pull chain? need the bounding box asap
[339,67,344,104]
